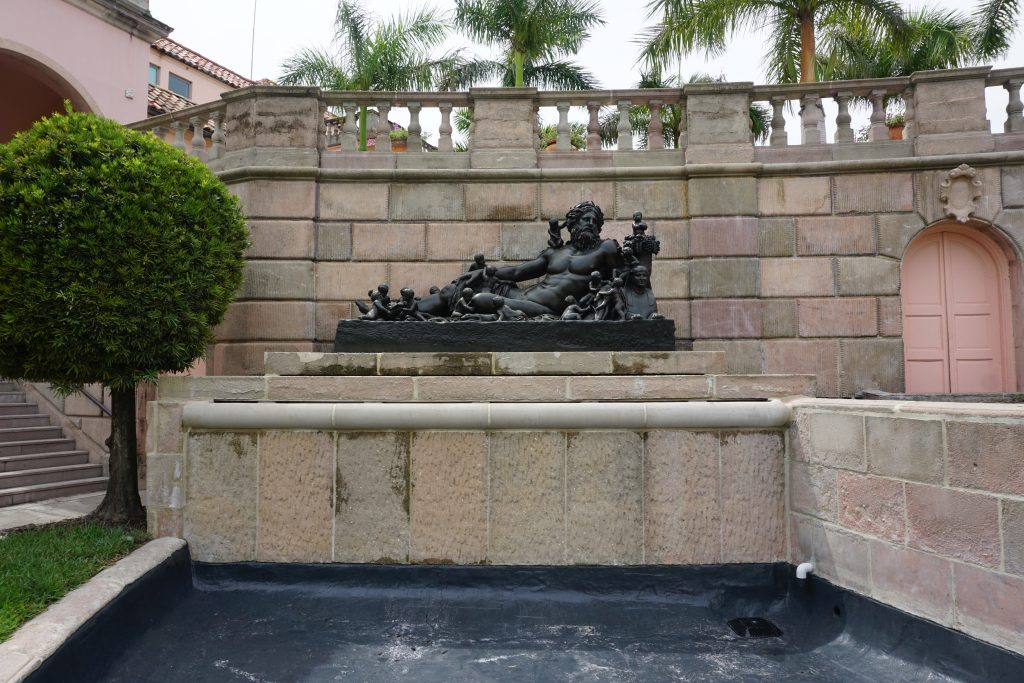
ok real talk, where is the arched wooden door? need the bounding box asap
[902,225,1016,393]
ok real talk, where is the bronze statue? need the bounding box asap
[353,201,663,323]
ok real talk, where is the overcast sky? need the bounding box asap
[149,0,1024,140]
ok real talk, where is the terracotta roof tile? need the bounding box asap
[152,37,263,89]
[147,83,194,116]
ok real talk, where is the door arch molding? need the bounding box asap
[901,221,1019,393]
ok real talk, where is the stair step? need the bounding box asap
[0,464,103,489]
[0,426,64,443]
[0,392,28,403]
[0,450,89,472]
[0,438,77,457]
[0,414,50,429]
[0,477,108,507]
[0,403,39,416]
[0,382,20,393]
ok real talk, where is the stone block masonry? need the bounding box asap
[787,398,1024,654]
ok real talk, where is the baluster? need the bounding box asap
[210,110,225,160]
[189,115,205,159]
[171,120,187,152]
[648,100,664,150]
[341,102,358,151]
[835,93,853,143]
[869,90,887,142]
[407,102,422,152]
[617,100,633,151]
[586,101,601,151]
[150,124,167,143]
[902,87,916,141]
[375,101,392,152]
[556,101,571,151]
[1005,79,1024,133]
[438,102,453,152]
[769,97,787,146]
[800,93,823,145]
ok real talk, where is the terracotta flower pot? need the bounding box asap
[887,124,905,141]
[390,139,408,152]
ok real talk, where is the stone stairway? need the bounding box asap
[0,381,106,507]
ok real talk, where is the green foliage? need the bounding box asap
[538,121,588,149]
[280,1,454,92]
[453,0,604,88]
[0,109,248,392]
[974,0,1022,59]
[389,129,410,141]
[0,521,149,641]
[640,0,907,84]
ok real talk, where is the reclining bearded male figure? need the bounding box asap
[414,201,623,319]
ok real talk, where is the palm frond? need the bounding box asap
[973,0,1022,59]
[639,0,779,69]
[335,0,372,74]
[278,47,350,89]
[522,59,599,90]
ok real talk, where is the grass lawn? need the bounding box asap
[0,521,149,642]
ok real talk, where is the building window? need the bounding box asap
[148,64,159,85]
[168,72,191,99]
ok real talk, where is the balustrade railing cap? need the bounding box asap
[910,65,993,84]
[753,77,908,99]
[684,82,754,95]
[221,85,322,102]
[988,67,1024,85]
[469,86,539,98]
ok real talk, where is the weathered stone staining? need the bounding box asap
[351,201,666,323]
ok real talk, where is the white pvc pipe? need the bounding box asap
[796,562,814,579]
[181,400,792,431]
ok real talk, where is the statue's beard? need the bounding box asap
[569,227,601,252]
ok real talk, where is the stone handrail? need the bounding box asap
[123,66,1021,165]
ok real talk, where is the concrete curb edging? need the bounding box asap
[181,400,793,431]
[0,537,187,683]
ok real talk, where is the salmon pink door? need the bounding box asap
[902,226,1016,393]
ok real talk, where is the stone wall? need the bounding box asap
[190,75,1024,396]
[787,398,1024,653]
[148,425,786,567]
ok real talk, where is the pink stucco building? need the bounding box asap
[0,0,170,141]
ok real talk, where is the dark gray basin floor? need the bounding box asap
[34,561,1024,683]
[80,563,1020,683]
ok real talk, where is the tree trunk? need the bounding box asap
[359,105,368,151]
[800,12,816,83]
[513,51,525,87]
[91,385,145,526]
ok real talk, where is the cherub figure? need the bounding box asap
[451,287,476,319]
[560,295,591,320]
[467,253,487,272]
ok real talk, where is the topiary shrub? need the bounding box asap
[0,107,248,524]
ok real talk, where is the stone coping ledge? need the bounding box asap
[265,351,725,377]
[215,149,1024,183]
[181,400,792,431]
[787,396,1024,419]
[0,538,186,683]
[158,373,814,402]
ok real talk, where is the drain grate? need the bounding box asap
[727,617,784,638]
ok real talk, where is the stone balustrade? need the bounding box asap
[125,66,1024,163]
[141,100,227,163]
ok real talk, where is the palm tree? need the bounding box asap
[640,0,907,84]
[820,0,1022,82]
[598,70,771,149]
[279,0,454,150]
[453,0,604,89]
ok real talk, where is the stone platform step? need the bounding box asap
[0,438,78,457]
[0,426,63,443]
[0,392,28,403]
[0,381,20,393]
[0,414,50,429]
[0,450,90,472]
[0,463,103,489]
[0,403,40,416]
[0,477,107,507]
[266,351,726,377]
